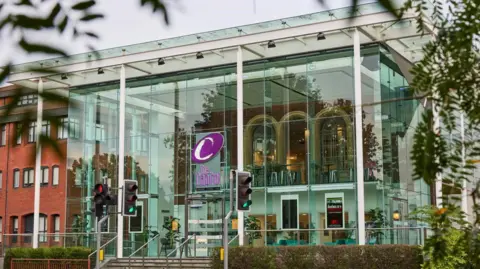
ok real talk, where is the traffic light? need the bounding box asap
[236,171,252,211]
[123,180,138,217]
[93,183,109,218]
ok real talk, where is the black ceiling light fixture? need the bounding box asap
[267,40,276,48]
[97,68,104,75]
[158,57,165,65]
[196,52,204,59]
[61,74,68,80]
[317,32,326,40]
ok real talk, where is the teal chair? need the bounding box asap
[345,239,356,245]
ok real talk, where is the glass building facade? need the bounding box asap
[65,44,431,255]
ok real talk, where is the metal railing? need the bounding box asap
[166,234,197,267]
[11,258,89,269]
[1,233,117,256]
[127,233,160,269]
[87,235,117,269]
[228,234,239,246]
[243,227,428,246]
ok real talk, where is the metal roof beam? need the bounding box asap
[8,11,417,82]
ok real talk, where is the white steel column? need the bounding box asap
[117,65,126,258]
[460,112,468,216]
[353,28,365,245]
[32,79,43,249]
[236,46,245,246]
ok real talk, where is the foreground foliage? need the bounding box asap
[211,245,422,269]
[4,247,93,269]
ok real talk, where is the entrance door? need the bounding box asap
[185,195,225,257]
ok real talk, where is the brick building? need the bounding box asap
[0,84,69,248]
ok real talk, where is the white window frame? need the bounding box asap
[41,167,49,185]
[41,120,50,137]
[53,215,60,242]
[52,166,59,186]
[39,215,47,243]
[0,217,3,242]
[12,217,18,233]
[28,122,36,142]
[280,194,299,230]
[13,169,19,188]
[16,123,22,145]
[324,192,345,230]
[1,124,6,146]
[129,201,143,233]
[0,171,3,189]
[23,168,34,187]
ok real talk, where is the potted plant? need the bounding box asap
[244,216,262,246]
[365,208,387,244]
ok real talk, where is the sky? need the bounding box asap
[0,0,376,65]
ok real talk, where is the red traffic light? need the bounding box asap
[125,194,138,203]
[126,183,138,192]
[94,183,104,194]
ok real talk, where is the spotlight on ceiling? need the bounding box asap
[267,40,276,48]
[158,58,165,65]
[61,74,68,80]
[317,32,326,40]
[97,68,104,75]
[196,52,204,59]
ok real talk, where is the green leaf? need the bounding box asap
[71,0,96,10]
[83,31,99,39]
[15,0,34,6]
[58,16,69,33]
[0,64,11,85]
[48,3,62,23]
[139,0,169,24]
[79,14,104,21]
[13,15,53,30]
[19,39,68,56]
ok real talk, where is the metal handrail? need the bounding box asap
[228,234,239,245]
[166,234,196,266]
[87,235,118,268]
[127,233,160,269]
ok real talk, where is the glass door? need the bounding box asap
[186,196,224,257]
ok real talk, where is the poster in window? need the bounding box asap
[326,197,344,229]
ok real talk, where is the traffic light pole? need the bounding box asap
[224,170,235,269]
[96,215,109,269]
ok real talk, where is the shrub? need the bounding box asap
[4,247,93,269]
[211,245,422,269]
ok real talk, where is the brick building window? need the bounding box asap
[0,171,3,189]
[23,214,47,243]
[1,124,6,146]
[53,215,60,242]
[58,118,80,139]
[16,123,22,145]
[17,95,37,106]
[13,169,19,188]
[28,122,36,143]
[41,167,49,186]
[23,168,34,187]
[11,217,18,243]
[52,166,59,186]
[41,120,50,137]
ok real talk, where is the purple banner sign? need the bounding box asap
[195,165,221,188]
[191,132,224,164]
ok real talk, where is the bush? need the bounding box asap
[4,247,93,269]
[211,245,422,269]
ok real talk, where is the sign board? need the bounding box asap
[325,193,344,229]
[192,132,224,191]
